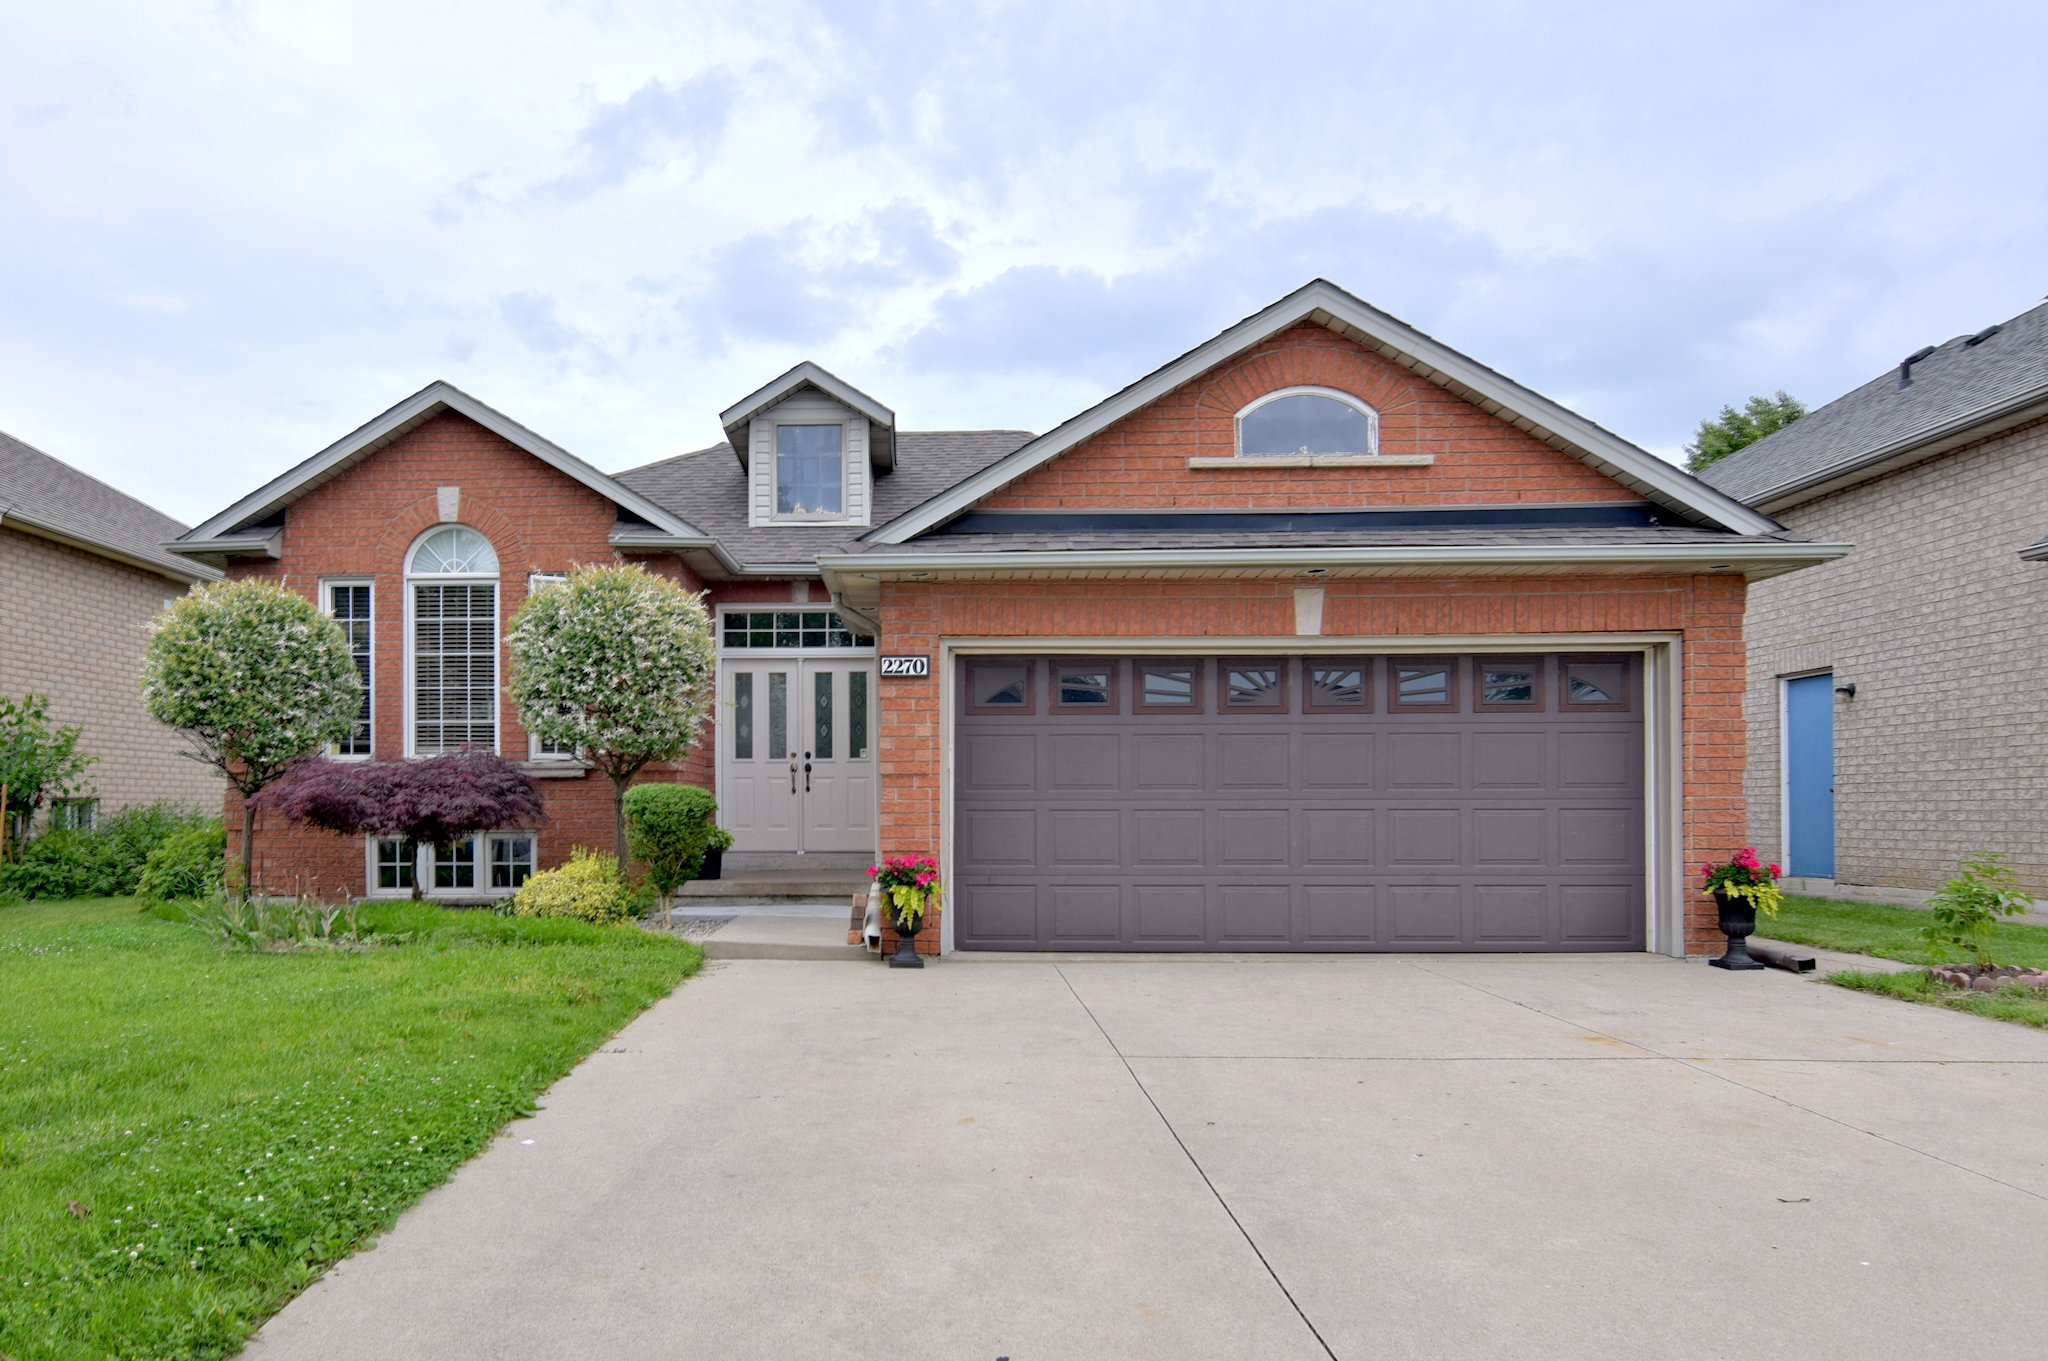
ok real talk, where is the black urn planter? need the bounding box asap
[1708,890,1766,971]
[698,845,723,882]
[887,909,926,969]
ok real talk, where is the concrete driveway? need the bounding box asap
[247,954,2048,1361]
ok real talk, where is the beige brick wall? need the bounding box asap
[0,527,222,823]
[1742,415,2048,894]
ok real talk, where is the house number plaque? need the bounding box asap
[879,655,931,678]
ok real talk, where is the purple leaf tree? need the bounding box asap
[262,750,546,899]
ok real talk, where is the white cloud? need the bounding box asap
[0,0,2043,521]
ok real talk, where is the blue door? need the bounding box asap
[1784,674,1835,878]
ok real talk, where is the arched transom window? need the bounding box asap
[1236,388,1379,458]
[405,526,499,754]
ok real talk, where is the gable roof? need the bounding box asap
[867,279,1779,543]
[170,381,710,559]
[718,361,897,471]
[615,430,1032,576]
[1700,299,2048,512]
[0,428,218,583]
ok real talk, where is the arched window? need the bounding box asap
[405,526,499,754]
[1236,388,1379,458]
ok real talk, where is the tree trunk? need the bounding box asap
[238,795,256,903]
[610,773,631,866]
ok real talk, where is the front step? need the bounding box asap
[681,872,870,900]
[721,851,873,874]
[700,914,872,961]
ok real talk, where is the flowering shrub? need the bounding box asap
[869,854,940,929]
[506,564,717,861]
[509,848,633,923]
[1701,847,1782,918]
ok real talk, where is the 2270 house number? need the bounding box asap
[879,655,931,678]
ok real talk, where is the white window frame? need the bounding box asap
[403,526,501,758]
[522,573,579,761]
[715,606,879,655]
[49,797,99,832]
[769,420,853,524]
[1234,385,1381,458]
[363,831,538,899]
[321,576,376,760]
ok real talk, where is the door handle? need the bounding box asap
[804,761,812,793]
[789,761,797,795]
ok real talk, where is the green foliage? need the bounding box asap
[1685,390,1806,472]
[0,801,212,900]
[1828,968,2048,1030]
[507,564,716,855]
[142,579,362,800]
[508,847,634,922]
[0,895,697,1358]
[1920,852,2036,966]
[0,693,96,841]
[135,819,228,902]
[623,783,719,901]
[178,892,364,951]
[1763,893,2048,969]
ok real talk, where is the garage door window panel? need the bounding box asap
[1391,657,1459,710]
[1475,657,1545,711]
[967,659,1035,715]
[1221,659,1288,712]
[1135,660,1203,712]
[1053,661,1118,712]
[1305,658,1373,712]
[1562,656,1631,711]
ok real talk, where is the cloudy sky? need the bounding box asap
[3,0,2043,525]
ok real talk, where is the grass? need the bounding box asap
[0,896,700,1361]
[1765,894,2048,1030]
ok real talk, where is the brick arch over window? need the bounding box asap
[978,322,1640,510]
[372,495,535,577]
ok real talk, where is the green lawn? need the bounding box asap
[1767,894,2048,1029]
[0,897,700,1361]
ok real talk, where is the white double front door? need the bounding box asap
[718,658,876,853]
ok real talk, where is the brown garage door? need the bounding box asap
[953,653,1644,952]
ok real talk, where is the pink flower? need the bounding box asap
[866,866,878,877]
[915,872,934,886]
[1767,864,1780,877]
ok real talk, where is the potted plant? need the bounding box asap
[869,854,940,969]
[699,826,733,882]
[1701,847,1782,970]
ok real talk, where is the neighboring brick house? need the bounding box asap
[172,280,1842,954]
[1,430,224,830]
[1702,299,2048,899]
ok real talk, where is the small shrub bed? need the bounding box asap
[508,847,635,922]
[0,803,216,901]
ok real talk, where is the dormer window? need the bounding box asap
[776,424,845,517]
[1237,388,1378,458]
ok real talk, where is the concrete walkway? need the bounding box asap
[246,953,2048,1360]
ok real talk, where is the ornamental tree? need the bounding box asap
[142,579,362,897]
[0,694,96,853]
[507,564,716,859]
[261,751,545,899]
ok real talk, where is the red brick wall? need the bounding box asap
[981,322,1638,509]
[873,574,1748,956]
[224,411,720,896]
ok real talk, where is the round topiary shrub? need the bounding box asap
[507,847,632,922]
[135,819,227,903]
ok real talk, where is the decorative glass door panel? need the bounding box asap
[719,659,874,853]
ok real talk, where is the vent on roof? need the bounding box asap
[1898,344,1937,386]
[1965,324,2002,347]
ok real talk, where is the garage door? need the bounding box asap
[953,653,1644,952]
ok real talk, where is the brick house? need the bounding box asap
[1,429,224,832]
[170,280,1841,953]
[1701,298,2048,898]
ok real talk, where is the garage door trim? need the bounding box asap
[933,634,1686,956]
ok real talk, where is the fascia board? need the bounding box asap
[0,510,221,582]
[179,382,710,544]
[818,539,1850,582]
[867,280,1781,543]
[1751,384,2048,514]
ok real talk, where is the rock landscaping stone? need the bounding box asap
[1931,962,2048,993]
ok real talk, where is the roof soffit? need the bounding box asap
[173,382,711,551]
[865,280,1780,543]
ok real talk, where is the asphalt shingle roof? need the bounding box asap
[614,430,1034,570]
[1700,300,2048,506]
[0,429,211,580]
